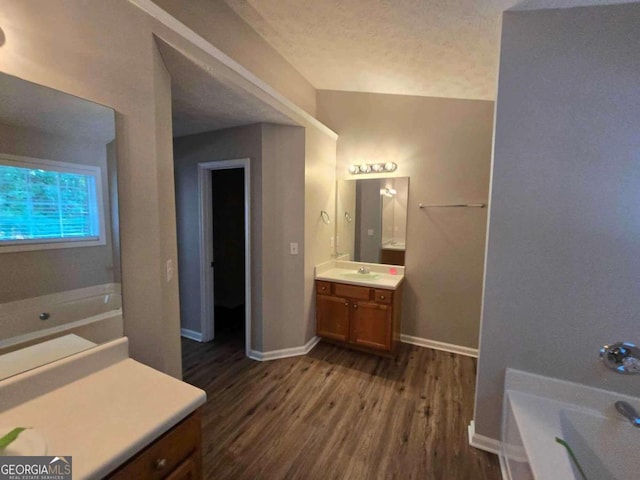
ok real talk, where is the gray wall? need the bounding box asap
[474,3,640,440]
[173,123,306,353]
[317,91,494,349]
[173,124,263,347]
[0,122,116,302]
[260,124,306,351]
[336,180,356,258]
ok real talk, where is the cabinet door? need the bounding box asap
[316,295,350,342]
[166,453,201,480]
[350,301,392,351]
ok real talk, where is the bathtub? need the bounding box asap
[502,369,640,480]
[0,283,123,353]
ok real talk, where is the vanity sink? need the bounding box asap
[314,260,405,357]
[341,272,380,280]
[315,260,404,289]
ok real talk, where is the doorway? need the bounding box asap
[198,159,251,356]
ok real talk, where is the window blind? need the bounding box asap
[0,165,100,243]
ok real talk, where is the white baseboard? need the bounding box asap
[180,328,203,342]
[468,421,506,479]
[468,420,502,455]
[499,455,509,480]
[400,334,478,358]
[249,336,320,362]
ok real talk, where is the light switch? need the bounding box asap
[290,242,299,255]
[166,259,174,282]
[330,236,334,248]
[367,229,374,236]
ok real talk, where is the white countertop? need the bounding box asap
[0,338,206,479]
[315,260,405,289]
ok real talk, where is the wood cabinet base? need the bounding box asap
[315,280,403,357]
[107,410,202,480]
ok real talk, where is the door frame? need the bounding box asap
[198,158,251,356]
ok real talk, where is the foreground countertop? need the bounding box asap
[315,260,405,289]
[0,338,206,479]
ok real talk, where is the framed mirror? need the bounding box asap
[336,177,409,265]
[0,72,122,380]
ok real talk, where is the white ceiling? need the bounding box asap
[156,40,297,138]
[225,0,637,101]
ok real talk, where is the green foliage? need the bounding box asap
[0,427,27,450]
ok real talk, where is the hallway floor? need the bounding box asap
[181,338,502,480]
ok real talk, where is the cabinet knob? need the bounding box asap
[344,302,349,306]
[321,286,326,291]
[154,458,167,470]
[380,295,385,300]
[353,304,358,309]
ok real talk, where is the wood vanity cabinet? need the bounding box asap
[108,410,202,480]
[316,280,402,356]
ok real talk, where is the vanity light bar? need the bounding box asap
[348,162,397,175]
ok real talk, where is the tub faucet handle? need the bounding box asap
[600,342,640,374]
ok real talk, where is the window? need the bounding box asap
[0,154,105,252]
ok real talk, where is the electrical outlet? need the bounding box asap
[290,242,299,255]
[367,229,374,236]
[330,236,334,248]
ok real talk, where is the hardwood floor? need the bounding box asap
[182,336,502,480]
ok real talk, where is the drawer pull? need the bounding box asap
[353,304,358,309]
[379,295,385,300]
[154,458,167,470]
[344,302,349,307]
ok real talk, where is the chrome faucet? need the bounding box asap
[600,342,640,374]
[357,266,371,274]
[615,401,640,427]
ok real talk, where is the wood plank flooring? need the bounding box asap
[182,336,502,480]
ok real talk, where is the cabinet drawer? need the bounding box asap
[374,289,393,304]
[108,411,201,480]
[316,280,332,295]
[334,283,372,301]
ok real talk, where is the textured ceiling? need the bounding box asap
[225,0,636,101]
[156,40,297,137]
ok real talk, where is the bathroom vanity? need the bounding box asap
[315,260,404,356]
[0,338,206,479]
[108,410,201,480]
